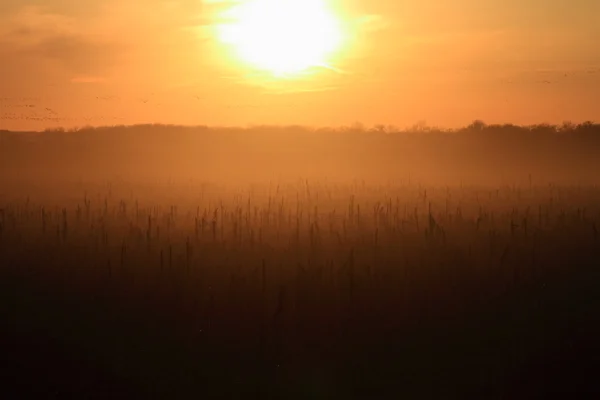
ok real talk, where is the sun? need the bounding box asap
[216,0,344,77]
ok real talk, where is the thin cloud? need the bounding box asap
[32,34,122,74]
[0,6,124,75]
[266,85,340,95]
[71,76,107,84]
[355,14,389,32]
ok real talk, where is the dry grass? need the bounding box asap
[1,179,599,398]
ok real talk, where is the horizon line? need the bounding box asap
[1,120,599,134]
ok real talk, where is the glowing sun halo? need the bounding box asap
[217,0,344,76]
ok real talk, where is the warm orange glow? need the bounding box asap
[216,0,345,77]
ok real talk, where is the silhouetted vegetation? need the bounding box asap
[1,123,599,398]
[1,121,600,186]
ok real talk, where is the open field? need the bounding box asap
[1,124,600,398]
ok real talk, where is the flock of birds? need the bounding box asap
[0,92,277,124]
[1,67,598,124]
[0,94,158,123]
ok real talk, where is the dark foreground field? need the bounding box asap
[1,181,599,399]
[1,124,600,398]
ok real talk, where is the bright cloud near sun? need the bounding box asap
[215,0,345,77]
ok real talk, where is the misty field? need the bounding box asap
[1,124,600,398]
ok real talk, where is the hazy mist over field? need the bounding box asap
[2,121,600,190]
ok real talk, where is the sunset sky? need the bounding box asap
[1,0,599,131]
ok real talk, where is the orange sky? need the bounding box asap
[1,0,599,131]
